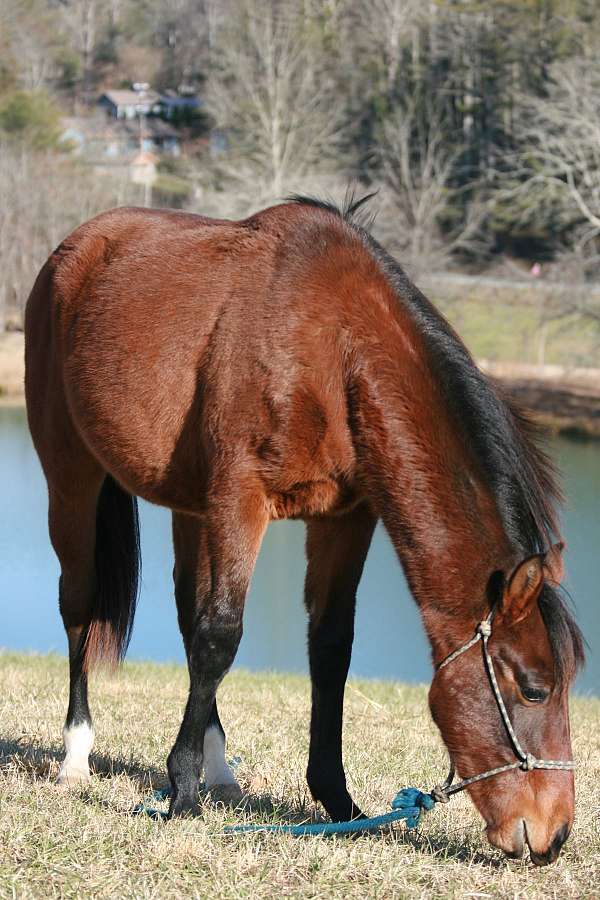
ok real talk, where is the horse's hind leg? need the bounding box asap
[169,487,268,817]
[304,503,377,822]
[172,513,242,800]
[51,461,140,784]
[48,469,103,785]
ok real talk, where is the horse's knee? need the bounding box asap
[188,612,243,679]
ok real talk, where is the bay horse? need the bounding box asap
[25,196,583,865]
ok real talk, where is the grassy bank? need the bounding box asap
[1,654,599,899]
[426,277,600,370]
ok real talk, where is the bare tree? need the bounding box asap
[375,100,487,274]
[58,0,100,107]
[203,0,344,213]
[0,0,61,91]
[513,60,600,258]
[0,144,140,329]
[356,0,423,95]
[487,59,600,328]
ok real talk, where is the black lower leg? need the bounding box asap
[66,638,91,728]
[306,601,364,822]
[167,613,242,817]
[58,581,94,783]
[206,698,224,737]
[58,570,92,729]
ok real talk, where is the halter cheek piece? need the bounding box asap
[431,608,575,803]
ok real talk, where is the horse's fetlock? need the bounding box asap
[168,790,202,819]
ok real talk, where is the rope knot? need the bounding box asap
[521,753,537,771]
[477,620,492,638]
[430,784,451,804]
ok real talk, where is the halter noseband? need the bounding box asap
[431,608,575,803]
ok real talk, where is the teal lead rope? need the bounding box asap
[133,786,437,835]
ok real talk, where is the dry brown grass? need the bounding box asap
[0,653,598,899]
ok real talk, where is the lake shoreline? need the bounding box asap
[3,331,600,437]
[479,360,600,439]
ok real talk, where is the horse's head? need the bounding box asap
[428,543,584,865]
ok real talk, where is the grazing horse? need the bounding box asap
[25,196,583,864]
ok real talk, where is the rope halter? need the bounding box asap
[431,608,575,801]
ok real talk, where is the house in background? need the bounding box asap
[60,82,197,185]
[158,90,201,121]
[61,112,180,160]
[119,117,180,156]
[98,84,161,119]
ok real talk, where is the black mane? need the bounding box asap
[289,192,585,681]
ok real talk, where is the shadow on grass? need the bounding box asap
[1,736,510,868]
[0,736,166,788]
[402,830,511,869]
[129,787,510,869]
[0,736,314,825]
[130,784,317,825]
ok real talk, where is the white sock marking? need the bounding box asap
[203,725,239,788]
[57,721,94,783]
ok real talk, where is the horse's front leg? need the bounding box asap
[167,486,268,818]
[304,503,377,822]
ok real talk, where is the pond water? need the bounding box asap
[1,406,598,695]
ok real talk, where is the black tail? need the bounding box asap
[82,475,141,671]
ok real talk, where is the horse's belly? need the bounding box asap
[267,480,362,520]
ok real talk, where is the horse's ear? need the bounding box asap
[543,541,565,587]
[500,554,544,625]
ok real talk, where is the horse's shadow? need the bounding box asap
[0,736,310,821]
[1,737,510,868]
[401,830,512,869]
[0,736,165,788]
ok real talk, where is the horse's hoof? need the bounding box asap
[206,782,244,806]
[56,767,91,788]
[168,796,202,819]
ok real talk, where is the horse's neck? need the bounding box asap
[351,329,513,660]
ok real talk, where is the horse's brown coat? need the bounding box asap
[25,201,581,862]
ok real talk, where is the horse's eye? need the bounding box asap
[520,685,549,703]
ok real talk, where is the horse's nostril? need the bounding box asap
[528,823,570,867]
[529,847,557,867]
[551,822,570,855]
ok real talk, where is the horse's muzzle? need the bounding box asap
[488,818,570,865]
[526,821,571,867]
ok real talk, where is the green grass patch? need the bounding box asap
[1,653,598,898]
[427,281,600,368]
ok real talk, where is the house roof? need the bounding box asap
[100,89,160,107]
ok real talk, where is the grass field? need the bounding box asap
[428,281,600,370]
[1,653,599,899]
